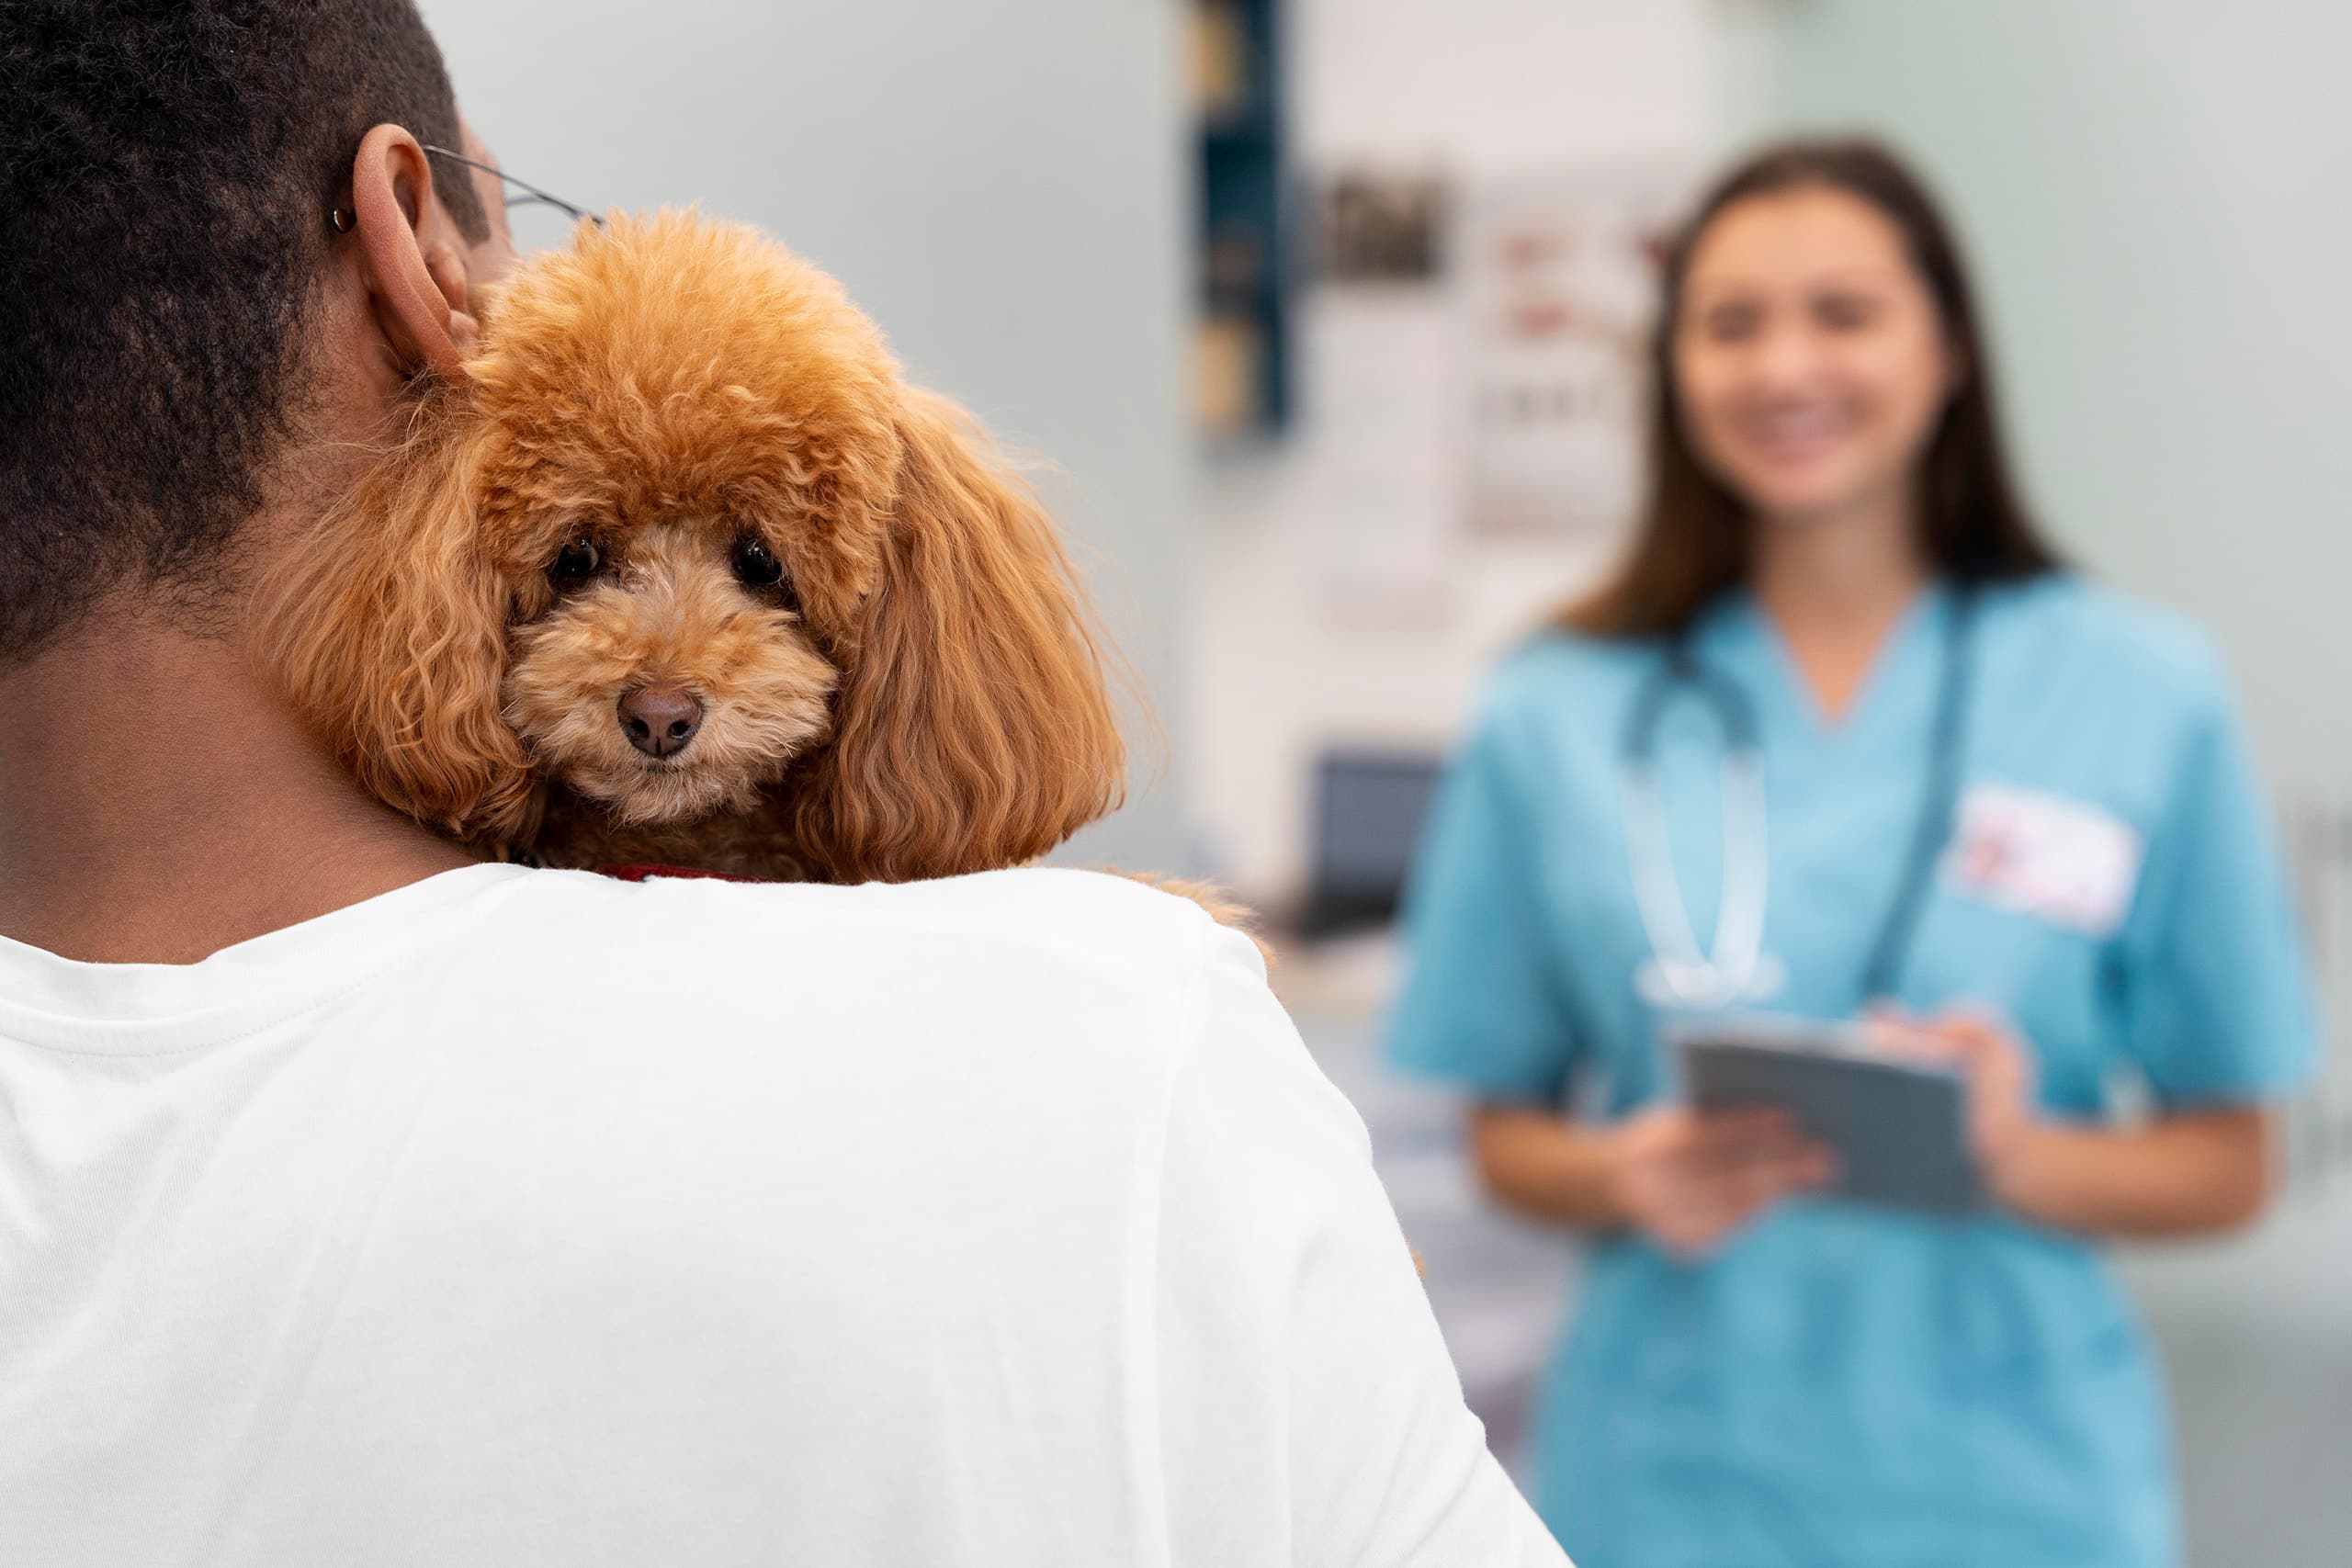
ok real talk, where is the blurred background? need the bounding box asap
[424,1,2351,1560]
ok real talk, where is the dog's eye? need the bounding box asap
[548,536,602,585]
[732,536,788,592]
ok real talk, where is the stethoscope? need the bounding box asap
[1619,588,1980,1011]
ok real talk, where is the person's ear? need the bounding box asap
[348,123,481,381]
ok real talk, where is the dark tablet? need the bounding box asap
[1672,1016,1984,1217]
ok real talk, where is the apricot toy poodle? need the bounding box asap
[263,211,1148,891]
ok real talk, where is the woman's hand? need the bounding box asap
[1602,1104,1836,1259]
[1873,1007,2041,1207]
[1875,1007,2277,1235]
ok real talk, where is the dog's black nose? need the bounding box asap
[618,685,704,758]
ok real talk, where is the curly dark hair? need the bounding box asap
[0,1,487,661]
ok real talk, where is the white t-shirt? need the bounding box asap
[0,863,1565,1566]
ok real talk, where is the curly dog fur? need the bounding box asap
[259,212,1134,886]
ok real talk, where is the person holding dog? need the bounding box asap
[0,5,1559,1562]
[1389,138,2314,1566]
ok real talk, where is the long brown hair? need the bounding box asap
[1566,137,2061,638]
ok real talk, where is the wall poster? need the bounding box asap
[1464,167,1682,540]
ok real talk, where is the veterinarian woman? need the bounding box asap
[1388,137,2316,1568]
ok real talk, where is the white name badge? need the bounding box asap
[1943,783,2145,939]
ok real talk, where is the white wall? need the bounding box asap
[1192,1,1749,900]
[419,0,1195,872]
[1293,0,1722,170]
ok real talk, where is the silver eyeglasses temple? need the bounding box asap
[420,144,605,227]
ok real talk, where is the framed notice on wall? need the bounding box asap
[1464,166,1683,540]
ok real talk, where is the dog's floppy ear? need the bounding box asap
[793,387,1126,882]
[257,390,531,841]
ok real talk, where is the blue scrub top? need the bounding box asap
[1387,574,2317,1568]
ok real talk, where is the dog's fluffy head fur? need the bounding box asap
[262,211,1125,880]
